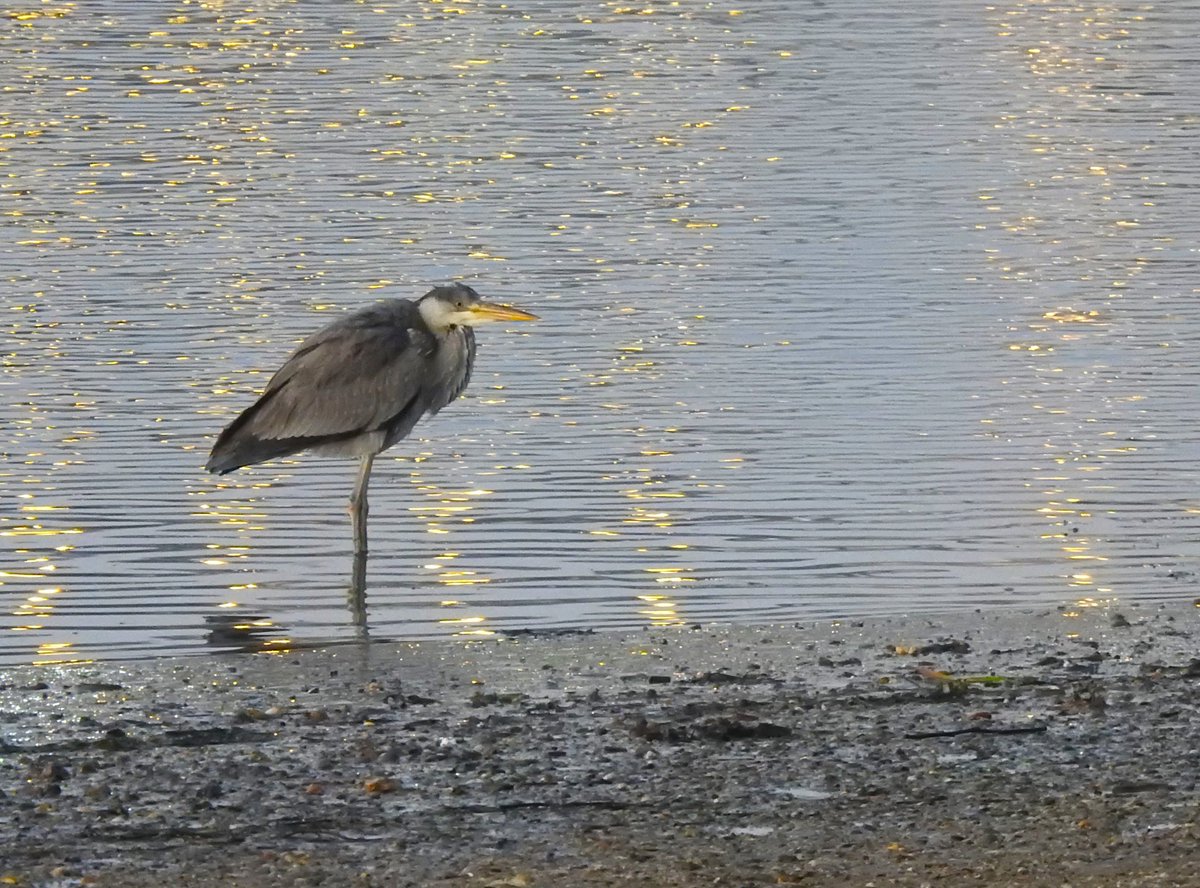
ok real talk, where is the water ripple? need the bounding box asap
[3,0,1199,663]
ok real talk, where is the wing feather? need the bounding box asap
[249,306,436,439]
[206,300,449,472]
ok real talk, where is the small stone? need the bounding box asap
[39,761,69,782]
[364,776,396,795]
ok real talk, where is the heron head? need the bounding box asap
[418,283,539,331]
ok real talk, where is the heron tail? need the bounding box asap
[205,389,286,474]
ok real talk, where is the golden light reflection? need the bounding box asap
[644,566,696,584]
[3,482,85,659]
[33,641,93,667]
[406,469,495,588]
[594,332,710,626]
[439,613,495,638]
[192,470,269,592]
[402,464,506,635]
[983,0,1153,607]
[636,593,684,627]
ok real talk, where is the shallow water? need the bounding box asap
[3,0,1199,664]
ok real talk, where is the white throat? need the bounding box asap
[418,298,469,332]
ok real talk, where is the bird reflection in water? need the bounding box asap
[204,562,371,654]
[203,611,292,654]
[348,551,368,639]
[206,283,538,635]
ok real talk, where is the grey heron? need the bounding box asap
[206,283,538,556]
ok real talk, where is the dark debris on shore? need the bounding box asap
[2,605,1200,886]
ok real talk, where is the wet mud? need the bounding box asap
[3,604,1200,886]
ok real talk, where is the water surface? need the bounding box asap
[3,1,1200,663]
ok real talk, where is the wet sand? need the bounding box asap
[3,603,1199,887]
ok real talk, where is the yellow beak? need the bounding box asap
[468,300,539,322]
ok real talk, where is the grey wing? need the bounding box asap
[206,302,436,472]
[255,315,436,437]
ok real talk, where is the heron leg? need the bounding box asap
[349,454,374,556]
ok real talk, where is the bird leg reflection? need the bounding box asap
[349,454,374,556]
[348,550,369,640]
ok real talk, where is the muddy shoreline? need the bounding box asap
[3,603,1199,886]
